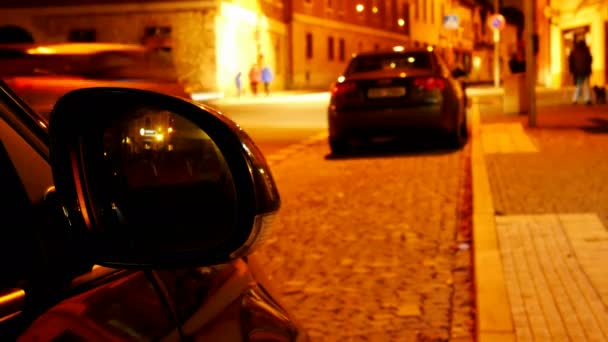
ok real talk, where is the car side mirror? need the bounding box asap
[48,88,280,269]
[452,68,467,78]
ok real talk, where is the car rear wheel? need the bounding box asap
[449,120,467,148]
[329,137,349,155]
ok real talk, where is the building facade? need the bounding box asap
[0,0,492,94]
[503,0,607,89]
[542,0,607,88]
[0,0,289,96]
[288,0,412,89]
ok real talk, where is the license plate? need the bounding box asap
[367,87,406,98]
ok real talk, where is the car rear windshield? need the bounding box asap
[345,52,433,74]
[0,48,179,82]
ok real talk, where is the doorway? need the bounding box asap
[562,26,590,86]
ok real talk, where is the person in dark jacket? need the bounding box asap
[568,40,593,104]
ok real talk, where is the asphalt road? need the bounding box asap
[203,93,330,156]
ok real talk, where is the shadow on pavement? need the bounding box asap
[582,117,608,134]
[325,135,464,160]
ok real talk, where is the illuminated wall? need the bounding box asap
[215,1,286,96]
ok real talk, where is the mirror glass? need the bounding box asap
[84,106,238,258]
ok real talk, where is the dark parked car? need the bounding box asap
[328,47,468,154]
[0,81,307,341]
[0,42,191,117]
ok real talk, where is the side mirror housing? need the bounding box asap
[48,88,280,269]
[452,68,467,79]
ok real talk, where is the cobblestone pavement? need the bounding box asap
[252,140,474,341]
[483,106,608,227]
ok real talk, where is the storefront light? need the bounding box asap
[473,56,482,70]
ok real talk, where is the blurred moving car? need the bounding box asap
[327,46,468,154]
[0,81,307,341]
[0,42,190,117]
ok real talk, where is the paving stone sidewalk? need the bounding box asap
[475,103,608,342]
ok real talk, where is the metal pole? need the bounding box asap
[493,0,500,87]
[524,0,537,126]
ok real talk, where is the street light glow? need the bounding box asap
[356,4,364,12]
[398,18,405,27]
[393,45,405,52]
[372,6,378,13]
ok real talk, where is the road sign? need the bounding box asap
[444,14,459,30]
[488,14,506,30]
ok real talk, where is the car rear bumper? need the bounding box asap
[328,104,455,138]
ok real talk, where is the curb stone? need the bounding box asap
[470,103,516,342]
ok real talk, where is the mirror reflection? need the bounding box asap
[92,107,238,255]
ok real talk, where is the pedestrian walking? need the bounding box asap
[261,65,274,96]
[248,64,261,96]
[235,71,243,98]
[568,40,593,104]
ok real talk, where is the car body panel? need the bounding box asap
[0,42,190,118]
[18,259,303,342]
[4,76,190,117]
[329,104,446,138]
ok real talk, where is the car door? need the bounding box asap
[0,86,180,341]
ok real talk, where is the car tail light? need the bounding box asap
[414,77,445,91]
[331,81,357,96]
[5,77,33,91]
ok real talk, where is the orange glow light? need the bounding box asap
[0,289,24,306]
[356,4,364,12]
[398,18,405,27]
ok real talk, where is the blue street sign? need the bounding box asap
[444,14,459,30]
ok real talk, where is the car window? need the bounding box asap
[0,104,55,339]
[345,52,433,74]
[0,116,44,289]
